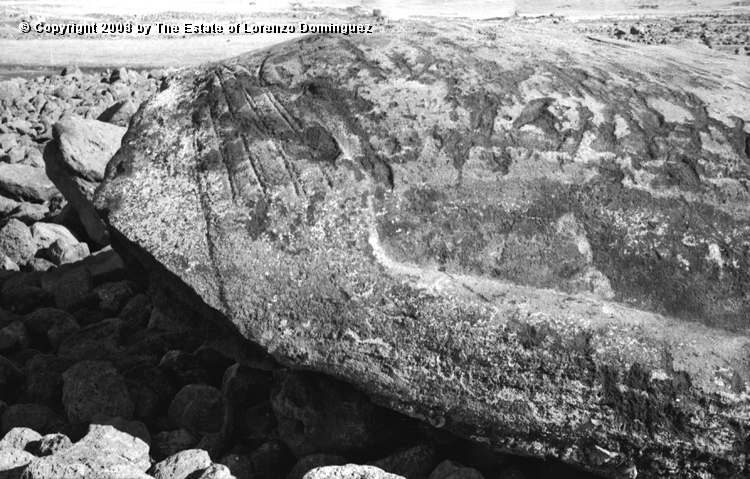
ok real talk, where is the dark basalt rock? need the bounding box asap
[94,21,750,478]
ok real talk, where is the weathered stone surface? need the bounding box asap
[148,449,213,479]
[85,464,155,479]
[51,116,126,183]
[0,253,19,273]
[21,422,150,479]
[62,361,134,423]
[92,281,135,316]
[94,23,750,478]
[0,164,57,203]
[0,447,35,479]
[35,433,73,457]
[0,428,41,452]
[29,222,78,251]
[41,238,89,267]
[304,465,405,479]
[43,116,124,246]
[0,220,35,267]
[193,463,235,479]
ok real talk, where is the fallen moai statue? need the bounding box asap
[95,19,750,478]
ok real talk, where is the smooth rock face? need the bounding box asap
[95,22,750,478]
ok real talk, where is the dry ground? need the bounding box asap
[0,0,747,73]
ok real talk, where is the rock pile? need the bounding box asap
[0,65,160,235]
[573,12,750,54]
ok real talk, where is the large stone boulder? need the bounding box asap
[94,22,750,478]
[43,116,126,245]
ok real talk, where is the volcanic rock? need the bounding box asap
[34,433,73,457]
[61,361,135,423]
[94,22,750,478]
[0,220,35,267]
[51,116,125,181]
[42,238,90,266]
[97,100,139,127]
[29,223,78,251]
[19,354,76,406]
[92,281,135,316]
[44,116,125,245]
[148,448,213,479]
[304,465,405,479]
[0,447,35,478]
[21,420,150,479]
[0,427,41,452]
[0,164,57,203]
